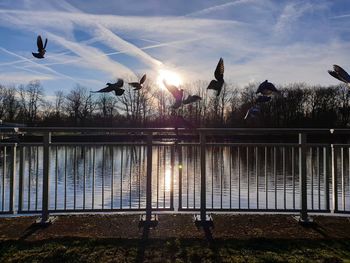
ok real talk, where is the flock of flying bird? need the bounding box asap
[31,35,350,121]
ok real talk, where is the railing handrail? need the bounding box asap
[1,126,350,134]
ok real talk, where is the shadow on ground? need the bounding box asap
[0,214,349,262]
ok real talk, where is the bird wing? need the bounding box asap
[171,100,182,109]
[140,74,146,84]
[192,95,202,101]
[256,95,271,103]
[266,82,278,92]
[328,70,346,83]
[256,80,268,94]
[163,81,181,100]
[333,65,350,83]
[214,58,224,81]
[183,95,202,105]
[32,52,43,59]
[207,80,218,90]
[128,82,140,88]
[182,95,191,104]
[37,35,44,51]
[115,78,124,88]
[115,88,125,96]
[44,38,48,49]
[96,86,114,92]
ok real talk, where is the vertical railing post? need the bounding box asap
[331,144,338,212]
[200,132,206,223]
[298,133,311,224]
[324,146,330,211]
[9,144,17,213]
[194,131,212,226]
[146,133,152,222]
[18,146,24,213]
[40,132,51,224]
[170,145,174,210]
[178,144,183,210]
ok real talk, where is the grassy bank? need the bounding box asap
[1,237,349,262]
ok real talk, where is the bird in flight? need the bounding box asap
[32,35,48,59]
[163,80,184,109]
[182,95,202,105]
[91,79,125,96]
[207,58,224,96]
[328,65,350,86]
[256,80,279,95]
[129,74,147,90]
[244,106,260,120]
[255,95,271,103]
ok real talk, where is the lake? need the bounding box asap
[0,143,349,213]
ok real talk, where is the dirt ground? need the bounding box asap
[0,213,350,262]
[0,213,349,241]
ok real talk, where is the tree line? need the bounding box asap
[0,78,349,128]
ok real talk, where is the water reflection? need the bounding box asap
[0,144,349,212]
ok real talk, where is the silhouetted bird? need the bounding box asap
[182,95,202,105]
[32,35,48,59]
[163,80,184,109]
[328,65,350,86]
[244,106,260,120]
[256,80,279,95]
[171,100,183,109]
[129,74,146,90]
[91,79,125,96]
[207,57,224,96]
[255,95,271,103]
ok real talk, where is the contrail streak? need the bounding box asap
[30,37,206,68]
[0,47,83,83]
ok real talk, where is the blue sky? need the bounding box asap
[0,0,350,96]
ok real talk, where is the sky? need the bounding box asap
[0,0,350,96]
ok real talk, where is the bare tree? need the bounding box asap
[54,90,66,119]
[65,85,96,125]
[18,80,44,123]
[336,84,350,127]
[96,93,118,118]
[117,77,157,125]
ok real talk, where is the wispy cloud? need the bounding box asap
[0,46,104,88]
[274,2,313,34]
[185,0,256,17]
[330,13,350,19]
[0,47,77,82]
[0,72,54,83]
[45,32,136,78]
[91,24,162,68]
[0,0,349,92]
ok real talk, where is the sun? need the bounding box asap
[156,69,183,89]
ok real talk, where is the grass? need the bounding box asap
[1,237,350,262]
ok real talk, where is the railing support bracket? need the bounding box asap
[139,214,158,228]
[293,215,314,226]
[35,216,57,226]
[194,214,214,228]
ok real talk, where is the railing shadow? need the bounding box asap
[196,222,222,263]
[19,222,51,240]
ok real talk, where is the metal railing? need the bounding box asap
[0,143,16,214]
[0,127,349,224]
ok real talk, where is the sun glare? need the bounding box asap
[157,69,183,89]
[165,168,171,191]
